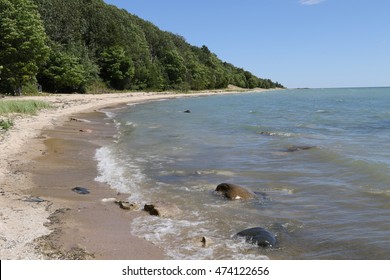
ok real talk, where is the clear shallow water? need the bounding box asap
[96,88,390,259]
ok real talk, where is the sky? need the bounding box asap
[103,0,390,88]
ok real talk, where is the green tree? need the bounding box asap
[0,0,49,95]
[99,46,135,90]
[38,48,89,93]
[146,61,165,91]
[29,0,283,92]
[163,50,186,86]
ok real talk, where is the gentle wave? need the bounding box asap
[315,147,390,186]
[94,146,145,201]
[360,186,390,197]
[131,214,270,260]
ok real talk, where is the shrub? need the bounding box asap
[0,118,13,130]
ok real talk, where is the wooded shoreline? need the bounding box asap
[0,0,283,96]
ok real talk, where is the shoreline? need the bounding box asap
[0,88,275,259]
[30,111,166,259]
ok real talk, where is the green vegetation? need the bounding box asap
[0,100,51,114]
[0,118,13,130]
[0,0,283,95]
[0,0,49,95]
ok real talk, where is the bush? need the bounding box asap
[85,80,110,94]
[22,80,40,95]
[0,119,13,130]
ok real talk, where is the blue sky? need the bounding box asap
[103,0,390,88]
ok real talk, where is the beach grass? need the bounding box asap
[0,100,52,115]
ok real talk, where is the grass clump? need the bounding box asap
[0,100,51,115]
[0,119,14,130]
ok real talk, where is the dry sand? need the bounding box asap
[0,89,272,259]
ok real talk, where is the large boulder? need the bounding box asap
[215,183,256,200]
[144,201,182,218]
[235,227,276,248]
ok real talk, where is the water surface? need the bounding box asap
[96,88,390,259]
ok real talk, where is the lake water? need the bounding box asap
[95,88,390,259]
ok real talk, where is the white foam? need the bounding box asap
[131,214,269,260]
[260,131,296,137]
[94,146,145,200]
[101,110,116,119]
[125,121,137,126]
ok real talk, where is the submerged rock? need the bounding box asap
[144,201,182,218]
[285,145,316,152]
[71,187,90,195]
[235,227,277,248]
[215,183,256,200]
[259,131,274,136]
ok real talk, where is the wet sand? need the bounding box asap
[28,111,166,259]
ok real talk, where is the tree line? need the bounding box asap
[0,0,283,95]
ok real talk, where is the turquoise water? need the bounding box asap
[96,88,390,259]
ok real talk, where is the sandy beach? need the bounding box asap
[0,88,270,260]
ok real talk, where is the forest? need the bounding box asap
[0,0,283,95]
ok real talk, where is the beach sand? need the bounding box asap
[0,89,271,259]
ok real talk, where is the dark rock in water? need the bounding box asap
[285,145,316,152]
[144,201,182,218]
[236,227,277,248]
[215,183,256,200]
[184,110,191,113]
[254,191,268,198]
[72,187,90,195]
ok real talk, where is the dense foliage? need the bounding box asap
[0,0,49,95]
[0,0,283,94]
